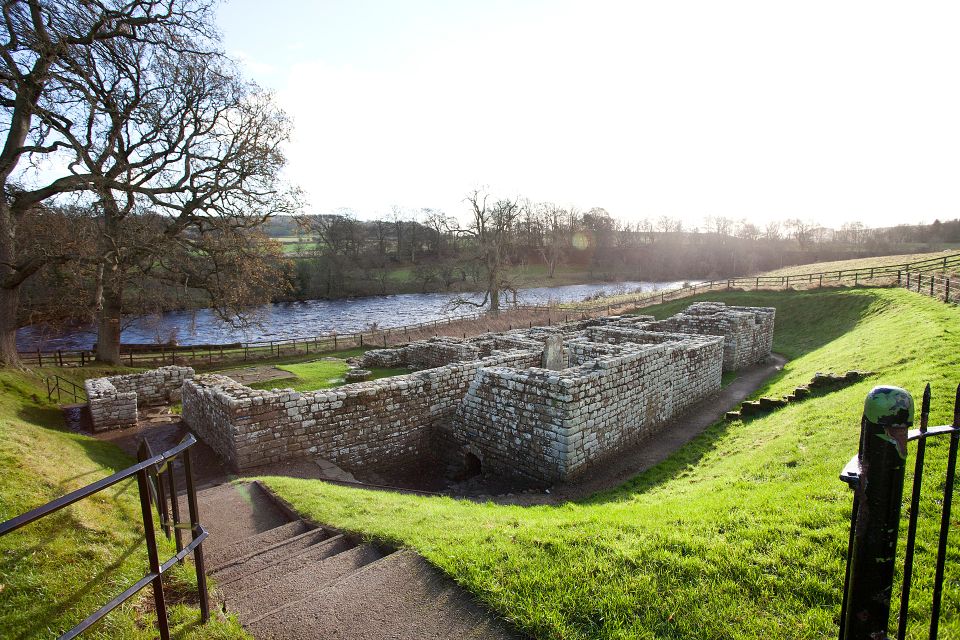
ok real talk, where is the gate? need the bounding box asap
[838,384,959,639]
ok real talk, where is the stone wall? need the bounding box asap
[85,378,138,432]
[84,365,194,432]
[182,350,540,472]
[637,302,775,371]
[179,300,772,482]
[452,331,724,482]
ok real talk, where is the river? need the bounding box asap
[16,280,685,351]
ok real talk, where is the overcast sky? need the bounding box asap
[216,1,960,228]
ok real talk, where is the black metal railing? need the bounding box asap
[0,434,210,639]
[45,374,87,404]
[838,384,959,639]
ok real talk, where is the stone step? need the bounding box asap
[211,527,330,584]
[229,541,384,621]
[246,550,519,640]
[194,482,292,560]
[205,520,311,571]
[221,533,351,591]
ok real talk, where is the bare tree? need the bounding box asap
[0,0,222,365]
[40,27,297,363]
[454,189,521,315]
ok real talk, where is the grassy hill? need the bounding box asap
[261,288,960,639]
[758,250,959,277]
[0,368,249,639]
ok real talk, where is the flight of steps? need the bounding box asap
[196,481,521,640]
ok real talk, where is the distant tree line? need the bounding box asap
[283,196,960,307]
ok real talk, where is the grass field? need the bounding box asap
[759,250,960,277]
[260,288,960,639]
[246,358,408,392]
[0,368,249,638]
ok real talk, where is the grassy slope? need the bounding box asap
[759,250,959,277]
[0,369,249,639]
[262,288,960,639]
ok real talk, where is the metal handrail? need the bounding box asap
[0,434,210,639]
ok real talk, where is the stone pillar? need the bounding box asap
[541,334,564,371]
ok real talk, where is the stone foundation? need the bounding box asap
[181,302,774,481]
[84,366,194,431]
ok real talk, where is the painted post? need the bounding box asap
[841,386,914,640]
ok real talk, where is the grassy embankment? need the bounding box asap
[260,287,960,639]
[0,366,250,639]
[759,249,960,277]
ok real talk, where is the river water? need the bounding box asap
[17,280,685,351]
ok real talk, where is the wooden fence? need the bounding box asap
[22,251,960,369]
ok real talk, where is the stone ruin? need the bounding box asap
[178,302,775,484]
[85,365,194,432]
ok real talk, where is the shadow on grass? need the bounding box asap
[634,288,878,360]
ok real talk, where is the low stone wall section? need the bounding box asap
[182,350,540,472]
[84,366,194,432]
[453,332,724,482]
[637,302,775,371]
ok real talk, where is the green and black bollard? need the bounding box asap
[841,386,914,640]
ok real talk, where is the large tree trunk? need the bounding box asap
[0,203,20,366]
[95,264,122,364]
[95,200,123,365]
[0,285,20,366]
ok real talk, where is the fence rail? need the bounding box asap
[897,271,958,304]
[838,384,959,640]
[22,252,960,369]
[46,374,87,404]
[0,434,209,640]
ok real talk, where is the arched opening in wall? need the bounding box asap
[463,452,482,479]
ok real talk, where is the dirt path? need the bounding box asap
[478,353,788,506]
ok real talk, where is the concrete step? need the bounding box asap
[220,533,351,591]
[246,550,520,640]
[211,527,330,584]
[231,542,384,621]
[205,520,311,571]
[194,482,292,560]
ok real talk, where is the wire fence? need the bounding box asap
[22,251,960,369]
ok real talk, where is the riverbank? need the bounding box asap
[18,279,683,352]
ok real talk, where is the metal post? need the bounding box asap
[165,461,183,560]
[929,386,960,640]
[841,386,913,640]
[136,467,171,640]
[182,448,210,623]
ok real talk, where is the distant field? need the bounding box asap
[759,249,959,277]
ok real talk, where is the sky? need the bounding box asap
[216,0,960,229]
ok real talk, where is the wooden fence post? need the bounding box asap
[947,278,951,303]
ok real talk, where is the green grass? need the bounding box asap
[759,250,959,277]
[260,288,960,639]
[0,369,250,639]
[246,358,409,393]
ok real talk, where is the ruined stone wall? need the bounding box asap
[637,303,774,371]
[182,350,540,472]
[85,378,138,432]
[84,366,194,432]
[453,333,724,482]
